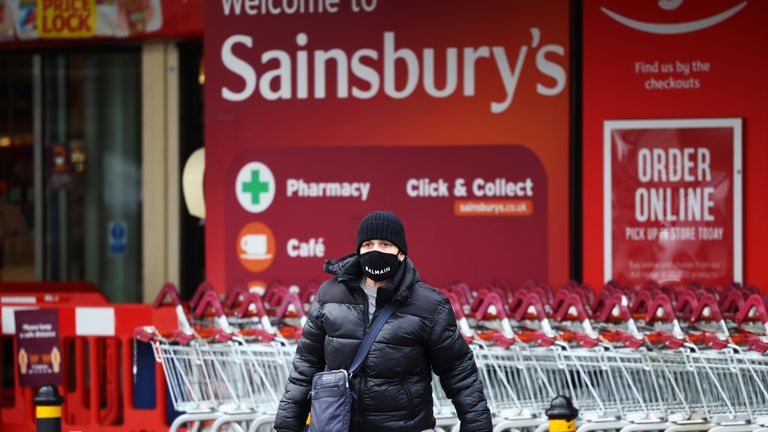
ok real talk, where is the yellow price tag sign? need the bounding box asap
[37,0,97,39]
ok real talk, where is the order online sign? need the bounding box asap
[605,119,742,286]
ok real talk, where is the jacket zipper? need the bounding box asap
[401,376,416,417]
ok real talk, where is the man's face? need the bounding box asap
[360,239,405,261]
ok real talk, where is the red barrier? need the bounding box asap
[0,281,108,305]
[0,292,177,431]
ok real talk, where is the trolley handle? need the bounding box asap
[236,293,268,318]
[264,285,289,308]
[645,294,685,340]
[446,291,474,339]
[692,293,730,343]
[451,282,473,305]
[643,294,676,324]
[575,283,595,307]
[493,287,510,305]
[274,291,307,320]
[555,293,599,342]
[658,285,678,303]
[630,289,654,315]
[300,281,320,305]
[512,293,556,339]
[735,294,768,325]
[264,280,288,299]
[596,293,631,322]
[512,293,546,321]
[445,292,466,320]
[590,289,614,317]
[553,293,589,322]
[152,282,182,308]
[193,290,225,319]
[597,294,643,342]
[473,292,508,320]
[532,285,552,306]
[744,284,760,296]
[447,285,470,311]
[194,291,234,334]
[720,290,745,315]
[469,288,490,314]
[473,292,514,339]
[690,293,724,322]
[556,282,593,312]
[550,287,574,316]
[223,282,249,310]
[674,289,699,319]
[237,292,275,334]
[560,280,579,293]
[134,326,156,343]
[152,282,194,334]
[189,281,214,309]
[508,289,533,318]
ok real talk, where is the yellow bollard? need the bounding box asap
[545,395,579,432]
[34,385,63,432]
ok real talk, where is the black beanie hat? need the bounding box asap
[357,211,407,254]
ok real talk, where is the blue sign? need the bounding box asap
[108,221,127,256]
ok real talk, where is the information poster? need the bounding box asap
[605,119,742,285]
[15,309,62,387]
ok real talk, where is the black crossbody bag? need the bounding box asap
[308,301,399,432]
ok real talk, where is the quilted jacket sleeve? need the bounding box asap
[427,298,492,432]
[274,298,326,432]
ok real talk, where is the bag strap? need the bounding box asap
[349,302,398,375]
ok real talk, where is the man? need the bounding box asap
[275,211,492,432]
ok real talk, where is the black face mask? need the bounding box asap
[359,250,401,281]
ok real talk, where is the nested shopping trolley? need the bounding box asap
[434,280,768,432]
[136,282,304,432]
[137,279,768,432]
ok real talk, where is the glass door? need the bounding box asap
[0,49,143,302]
[0,54,35,281]
[40,51,142,302]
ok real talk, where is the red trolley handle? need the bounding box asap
[153,282,182,308]
[190,281,214,309]
[193,291,225,319]
[235,293,268,318]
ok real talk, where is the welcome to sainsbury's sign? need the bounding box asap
[203,0,573,292]
[216,0,567,113]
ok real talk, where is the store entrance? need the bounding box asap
[0,50,143,303]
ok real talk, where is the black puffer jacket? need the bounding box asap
[274,254,492,432]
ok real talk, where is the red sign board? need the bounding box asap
[605,119,742,286]
[204,0,571,291]
[582,1,768,288]
[225,146,548,290]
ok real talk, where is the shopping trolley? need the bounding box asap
[138,282,306,432]
[141,278,768,432]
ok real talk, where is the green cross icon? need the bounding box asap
[242,170,270,205]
